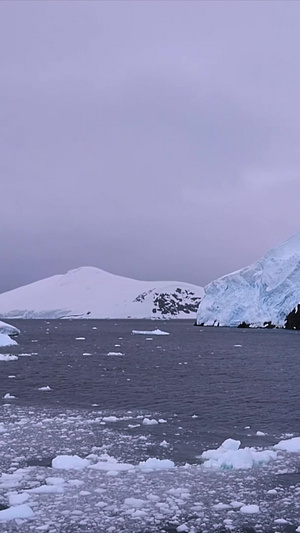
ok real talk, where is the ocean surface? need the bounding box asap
[0,320,300,532]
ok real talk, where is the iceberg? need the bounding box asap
[197,232,300,328]
[201,438,277,470]
[0,334,18,347]
[0,320,20,337]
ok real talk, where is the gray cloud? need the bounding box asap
[1,0,300,292]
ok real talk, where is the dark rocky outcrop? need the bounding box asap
[285,305,300,330]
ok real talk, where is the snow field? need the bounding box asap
[0,407,300,531]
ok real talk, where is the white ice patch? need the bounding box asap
[8,492,29,505]
[29,484,64,494]
[124,497,146,508]
[142,418,158,426]
[132,329,169,336]
[0,504,34,521]
[52,455,91,470]
[274,436,300,453]
[89,455,134,473]
[102,416,119,422]
[201,438,277,470]
[107,352,124,356]
[38,386,52,391]
[138,458,175,471]
[0,334,18,347]
[0,354,18,361]
[240,504,260,514]
[3,393,16,399]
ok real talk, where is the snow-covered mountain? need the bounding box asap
[197,232,300,329]
[0,267,204,319]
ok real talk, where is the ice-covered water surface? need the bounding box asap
[0,320,300,531]
[0,405,300,533]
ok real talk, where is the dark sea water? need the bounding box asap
[0,320,300,532]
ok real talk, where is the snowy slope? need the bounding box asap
[197,232,300,328]
[0,267,204,319]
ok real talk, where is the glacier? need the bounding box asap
[197,232,300,328]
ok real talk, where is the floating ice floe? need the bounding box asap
[38,386,52,391]
[52,455,91,470]
[89,454,134,473]
[8,492,30,505]
[240,504,260,514]
[102,416,119,422]
[142,417,158,425]
[107,352,124,356]
[132,329,169,336]
[274,436,300,453]
[138,458,175,471]
[201,438,277,470]
[3,393,16,400]
[0,504,34,521]
[0,334,18,347]
[0,354,18,361]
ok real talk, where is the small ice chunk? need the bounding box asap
[230,501,244,509]
[75,337,85,340]
[52,455,90,470]
[212,503,231,510]
[89,455,134,472]
[124,497,146,508]
[8,492,29,506]
[38,386,52,391]
[102,416,118,422]
[3,393,16,399]
[138,458,175,471]
[142,418,158,426]
[29,484,64,494]
[240,504,260,514]
[0,354,18,361]
[107,352,124,356]
[274,436,300,453]
[132,329,169,336]
[177,525,189,532]
[45,477,65,485]
[0,504,34,521]
[256,431,267,436]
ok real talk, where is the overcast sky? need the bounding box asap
[1,0,300,292]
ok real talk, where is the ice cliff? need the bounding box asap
[197,232,300,328]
